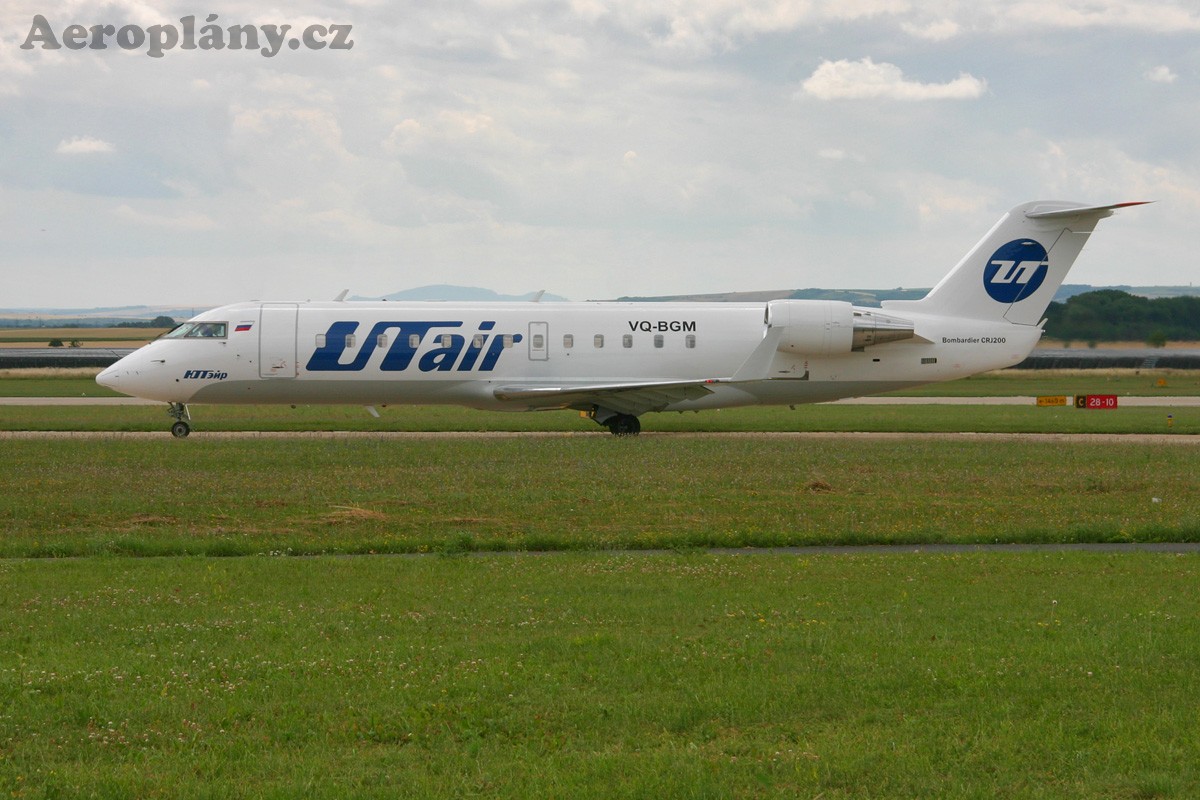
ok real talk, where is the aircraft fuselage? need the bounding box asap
[99,299,1036,411]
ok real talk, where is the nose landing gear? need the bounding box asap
[168,402,192,438]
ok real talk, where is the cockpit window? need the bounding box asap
[164,322,228,339]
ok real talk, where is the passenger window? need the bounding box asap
[315,334,326,349]
[345,334,356,349]
[472,334,485,349]
[594,334,604,348]
[503,334,514,348]
[563,334,574,349]
[532,334,545,349]
[653,334,663,348]
[377,334,388,349]
[409,334,420,348]
[685,334,696,349]
[622,334,632,348]
[440,334,453,347]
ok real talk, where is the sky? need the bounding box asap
[2,0,1198,309]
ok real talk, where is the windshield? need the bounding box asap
[163,321,228,339]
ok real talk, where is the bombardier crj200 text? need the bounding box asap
[98,200,1146,436]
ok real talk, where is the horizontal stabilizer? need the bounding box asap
[1025,201,1152,220]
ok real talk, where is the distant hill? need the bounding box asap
[0,305,201,327]
[1043,290,1200,343]
[1058,284,1200,300]
[615,288,928,305]
[352,285,569,303]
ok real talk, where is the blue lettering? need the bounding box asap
[479,333,522,371]
[456,321,495,372]
[419,334,465,372]
[306,320,519,373]
[378,322,453,371]
[306,321,369,371]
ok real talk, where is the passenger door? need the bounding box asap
[259,303,298,378]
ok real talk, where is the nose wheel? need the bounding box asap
[167,403,192,438]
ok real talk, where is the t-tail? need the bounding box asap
[882,201,1150,325]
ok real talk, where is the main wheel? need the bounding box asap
[606,414,641,437]
[170,420,191,438]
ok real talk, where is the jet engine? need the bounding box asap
[765,300,915,356]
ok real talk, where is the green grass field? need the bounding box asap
[0,436,1197,558]
[2,369,1199,797]
[4,401,1197,435]
[3,553,1199,798]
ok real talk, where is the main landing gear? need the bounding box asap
[605,414,641,437]
[168,402,192,438]
[587,407,641,436]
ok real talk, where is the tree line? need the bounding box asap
[1042,290,1200,345]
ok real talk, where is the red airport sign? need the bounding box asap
[1074,394,1119,409]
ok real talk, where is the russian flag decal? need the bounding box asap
[235,321,254,332]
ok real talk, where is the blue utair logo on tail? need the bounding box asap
[983,239,1049,303]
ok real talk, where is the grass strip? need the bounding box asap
[1,552,1197,798]
[0,402,1197,435]
[1,437,1196,558]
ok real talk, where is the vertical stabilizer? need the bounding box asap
[882,201,1148,325]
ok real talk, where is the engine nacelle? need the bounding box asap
[766,300,915,356]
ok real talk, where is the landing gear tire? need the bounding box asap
[606,414,641,437]
[167,402,192,437]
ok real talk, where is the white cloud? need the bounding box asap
[900,19,961,41]
[892,1,1200,36]
[999,1,1200,33]
[55,136,114,155]
[604,0,910,56]
[1145,65,1177,84]
[113,204,217,231]
[3,0,1199,306]
[1036,138,1200,212]
[0,32,36,95]
[799,58,987,101]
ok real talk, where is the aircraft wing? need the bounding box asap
[493,379,718,416]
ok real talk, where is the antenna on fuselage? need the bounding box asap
[333,289,349,302]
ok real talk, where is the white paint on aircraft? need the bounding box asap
[96,201,1147,436]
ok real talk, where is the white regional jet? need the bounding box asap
[97,200,1145,437]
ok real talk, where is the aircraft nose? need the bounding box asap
[96,365,120,390]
